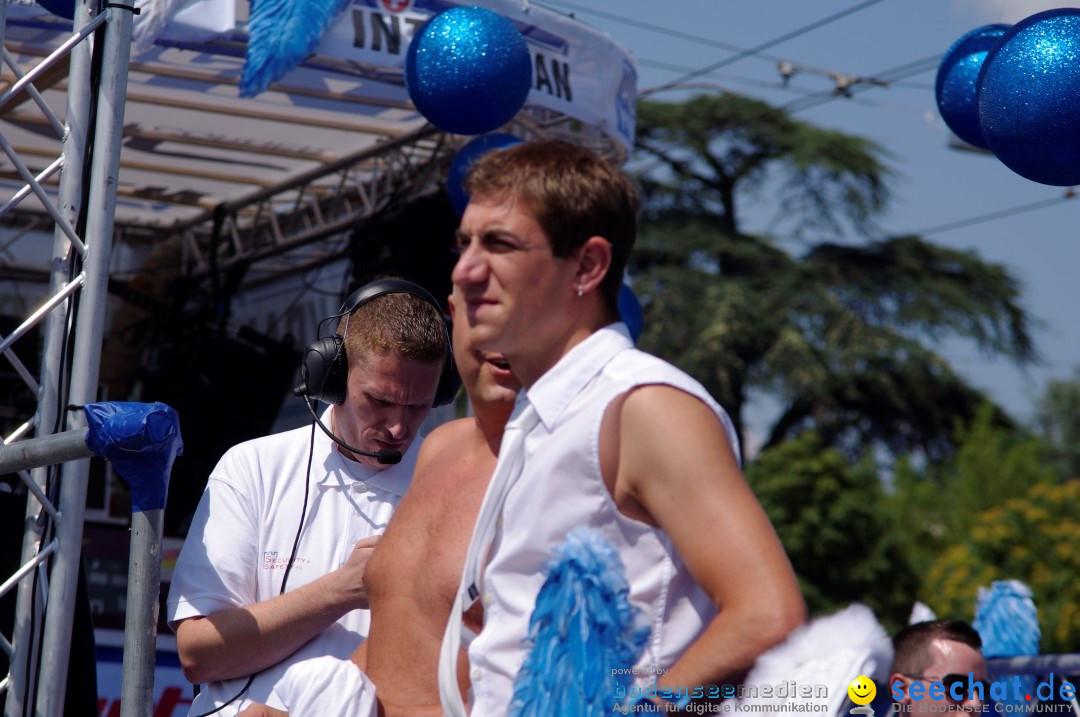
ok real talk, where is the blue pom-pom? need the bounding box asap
[973,579,1040,658]
[973,580,1040,708]
[406,7,532,135]
[447,133,523,215]
[510,527,649,717]
[977,9,1080,185]
[935,24,1009,150]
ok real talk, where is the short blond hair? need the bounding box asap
[337,291,446,367]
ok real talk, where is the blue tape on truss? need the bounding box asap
[84,402,184,513]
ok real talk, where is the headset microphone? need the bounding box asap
[302,398,402,464]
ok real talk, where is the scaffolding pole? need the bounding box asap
[4,0,98,711]
[32,0,137,713]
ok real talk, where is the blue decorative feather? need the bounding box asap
[973,580,1040,706]
[240,0,348,97]
[510,527,650,717]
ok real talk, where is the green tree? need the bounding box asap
[631,94,1035,459]
[887,403,1056,578]
[1035,365,1080,479]
[747,432,916,634]
[925,480,1080,653]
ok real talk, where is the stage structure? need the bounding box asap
[1,0,636,713]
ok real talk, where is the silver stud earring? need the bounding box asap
[576,286,584,297]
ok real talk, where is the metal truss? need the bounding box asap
[165,104,618,296]
[171,125,456,293]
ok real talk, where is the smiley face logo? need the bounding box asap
[848,675,876,705]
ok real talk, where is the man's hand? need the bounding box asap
[238,704,288,717]
[175,534,384,683]
[335,535,380,610]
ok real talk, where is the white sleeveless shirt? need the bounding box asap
[465,324,741,715]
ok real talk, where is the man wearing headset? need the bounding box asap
[237,286,521,717]
[167,284,450,716]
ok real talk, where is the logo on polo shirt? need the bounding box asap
[262,551,310,570]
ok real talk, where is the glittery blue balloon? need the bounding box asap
[617,284,644,344]
[977,9,1080,186]
[935,24,1009,149]
[406,7,532,136]
[447,133,523,215]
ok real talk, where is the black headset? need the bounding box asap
[294,278,459,408]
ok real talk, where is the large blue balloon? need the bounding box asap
[935,24,1009,150]
[446,133,523,215]
[617,284,644,344]
[406,7,532,136]
[977,9,1080,186]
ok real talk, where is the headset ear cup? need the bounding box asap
[301,336,348,405]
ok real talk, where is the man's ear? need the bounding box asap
[447,293,456,321]
[889,673,910,704]
[575,236,612,294]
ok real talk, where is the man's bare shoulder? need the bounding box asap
[420,417,477,452]
[412,417,489,489]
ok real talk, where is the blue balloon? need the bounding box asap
[446,133,523,215]
[617,284,643,344]
[935,24,1009,149]
[406,7,532,136]
[977,9,1080,186]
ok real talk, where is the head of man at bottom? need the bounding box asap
[890,619,989,713]
[330,287,449,470]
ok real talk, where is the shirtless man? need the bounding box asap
[239,288,519,716]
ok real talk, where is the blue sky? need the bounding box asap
[538,0,1080,430]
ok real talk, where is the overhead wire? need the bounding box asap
[544,4,1076,241]
[634,59,927,115]
[781,54,941,113]
[537,0,919,104]
[912,191,1076,238]
[638,0,889,96]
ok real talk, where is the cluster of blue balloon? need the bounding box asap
[936,9,1080,186]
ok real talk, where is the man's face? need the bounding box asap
[449,288,520,406]
[333,349,442,470]
[894,639,989,712]
[452,194,581,368]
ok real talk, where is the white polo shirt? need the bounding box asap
[463,324,740,715]
[167,407,418,716]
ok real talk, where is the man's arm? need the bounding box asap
[175,536,377,684]
[606,385,806,694]
[238,705,288,717]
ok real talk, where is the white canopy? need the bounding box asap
[2,0,637,231]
